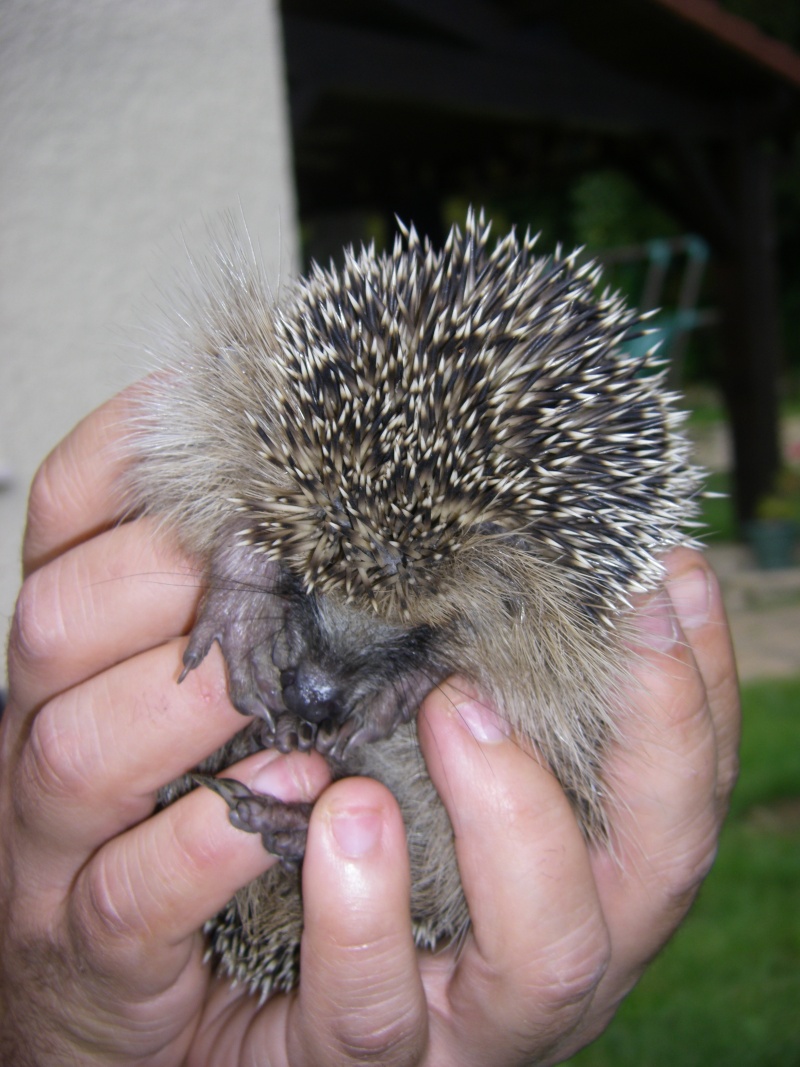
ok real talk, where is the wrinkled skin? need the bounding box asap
[180,537,446,763]
[0,384,740,1067]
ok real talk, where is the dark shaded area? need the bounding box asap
[279,0,800,526]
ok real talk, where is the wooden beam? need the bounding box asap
[649,0,800,89]
[386,0,508,49]
[282,16,733,136]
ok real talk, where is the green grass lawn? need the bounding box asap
[564,676,800,1067]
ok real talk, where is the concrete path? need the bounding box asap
[687,413,800,684]
[705,545,800,683]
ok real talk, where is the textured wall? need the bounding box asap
[0,0,298,656]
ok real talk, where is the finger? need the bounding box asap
[191,779,429,1066]
[590,581,721,991]
[418,681,610,1065]
[284,777,428,1067]
[9,640,238,881]
[67,746,330,998]
[8,518,200,716]
[663,547,741,813]
[11,636,334,902]
[22,385,144,575]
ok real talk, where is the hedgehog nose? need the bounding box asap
[280,666,343,724]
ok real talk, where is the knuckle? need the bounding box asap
[303,940,425,1067]
[9,567,69,679]
[655,823,719,914]
[717,751,740,815]
[329,1016,422,1067]
[664,849,716,908]
[26,455,62,538]
[70,860,147,974]
[84,862,136,940]
[532,924,611,1013]
[20,699,93,807]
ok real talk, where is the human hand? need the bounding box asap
[0,386,740,1066]
[0,385,333,1065]
[294,544,738,1067]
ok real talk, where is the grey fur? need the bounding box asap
[124,209,702,998]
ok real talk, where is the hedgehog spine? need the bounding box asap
[126,208,703,998]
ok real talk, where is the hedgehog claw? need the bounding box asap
[193,774,312,866]
[191,773,252,805]
[273,715,317,753]
[229,695,276,731]
[179,643,213,683]
[182,541,287,723]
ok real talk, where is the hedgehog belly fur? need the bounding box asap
[131,209,703,998]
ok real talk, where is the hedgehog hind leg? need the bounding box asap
[194,774,313,870]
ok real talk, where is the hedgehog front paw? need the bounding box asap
[318,668,441,759]
[193,774,312,870]
[180,543,287,725]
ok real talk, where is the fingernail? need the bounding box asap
[634,589,681,653]
[331,806,382,858]
[667,567,710,631]
[453,697,511,743]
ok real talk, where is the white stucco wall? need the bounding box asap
[0,0,298,663]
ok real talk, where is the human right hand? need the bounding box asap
[0,385,740,1066]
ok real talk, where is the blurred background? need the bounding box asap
[2,2,798,1062]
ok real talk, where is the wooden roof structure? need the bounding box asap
[279,0,800,523]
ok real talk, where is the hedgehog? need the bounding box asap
[125,208,703,1000]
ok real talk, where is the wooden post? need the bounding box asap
[716,139,783,525]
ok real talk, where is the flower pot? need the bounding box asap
[745,519,797,570]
